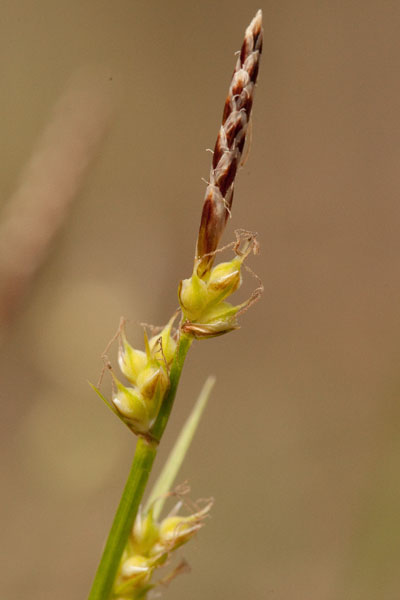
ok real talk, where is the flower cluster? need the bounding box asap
[180,7,263,339]
[110,316,177,435]
[179,232,260,338]
[113,497,212,599]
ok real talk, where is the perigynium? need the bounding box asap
[88,10,263,600]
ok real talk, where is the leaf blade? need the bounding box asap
[146,375,216,520]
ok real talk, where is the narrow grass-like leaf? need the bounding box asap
[146,375,216,520]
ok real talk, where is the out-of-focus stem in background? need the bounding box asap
[0,68,116,338]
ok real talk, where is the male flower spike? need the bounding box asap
[179,10,263,338]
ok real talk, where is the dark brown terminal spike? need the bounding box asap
[196,10,263,279]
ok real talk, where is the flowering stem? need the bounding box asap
[87,332,193,600]
[87,8,263,597]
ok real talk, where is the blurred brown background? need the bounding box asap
[1,1,400,599]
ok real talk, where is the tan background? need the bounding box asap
[1,1,400,599]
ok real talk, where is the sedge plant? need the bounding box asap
[88,10,263,600]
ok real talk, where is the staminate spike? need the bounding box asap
[196,10,263,278]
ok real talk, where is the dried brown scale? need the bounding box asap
[196,10,263,278]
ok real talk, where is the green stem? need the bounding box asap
[87,332,192,600]
[151,332,193,441]
[88,437,157,600]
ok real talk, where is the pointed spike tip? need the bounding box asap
[249,9,263,32]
